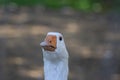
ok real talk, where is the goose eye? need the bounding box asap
[59,36,62,41]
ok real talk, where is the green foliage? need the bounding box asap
[10,0,42,6]
[74,0,91,10]
[0,0,9,5]
[42,0,63,9]
[0,0,120,11]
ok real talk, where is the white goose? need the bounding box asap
[40,32,69,80]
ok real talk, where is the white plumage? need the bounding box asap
[40,32,69,80]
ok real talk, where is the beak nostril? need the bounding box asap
[49,40,52,43]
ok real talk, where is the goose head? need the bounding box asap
[40,32,68,61]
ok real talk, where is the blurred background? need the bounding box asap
[0,0,120,80]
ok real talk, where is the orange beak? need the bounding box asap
[40,35,57,51]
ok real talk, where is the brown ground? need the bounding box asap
[0,6,120,80]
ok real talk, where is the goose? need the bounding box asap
[40,32,69,80]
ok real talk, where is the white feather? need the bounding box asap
[41,32,69,80]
